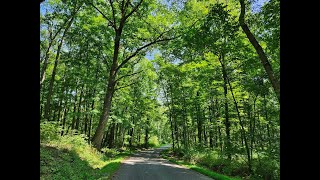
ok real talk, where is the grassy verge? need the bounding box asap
[161,150,241,180]
[40,135,133,180]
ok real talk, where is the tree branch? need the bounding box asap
[115,70,143,83]
[239,0,246,25]
[129,2,161,35]
[238,0,280,102]
[108,0,118,29]
[120,0,125,12]
[87,1,116,29]
[114,81,139,91]
[124,0,144,21]
[116,31,177,73]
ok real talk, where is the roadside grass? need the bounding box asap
[40,134,133,180]
[160,149,241,180]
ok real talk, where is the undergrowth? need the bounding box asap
[160,148,279,180]
[40,122,133,179]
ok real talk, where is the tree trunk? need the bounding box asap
[40,39,54,90]
[83,99,89,135]
[264,94,272,149]
[209,104,214,148]
[221,57,252,172]
[61,106,69,136]
[57,76,68,123]
[214,97,223,153]
[91,29,121,149]
[239,0,280,102]
[75,84,85,131]
[196,91,203,147]
[144,119,150,149]
[88,94,95,141]
[90,2,173,149]
[103,128,110,148]
[174,119,179,149]
[71,84,79,130]
[57,99,63,123]
[250,96,258,158]
[129,115,135,147]
[220,53,231,160]
[169,110,175,150]
[218,126,223,153]
[108,122,116,148]
[138,130,141,145]
[182,92,188,149]
[43,6,80,120]
[121,126,126,147]
[40,23,67,89]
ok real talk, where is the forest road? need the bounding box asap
[111,145,214,180]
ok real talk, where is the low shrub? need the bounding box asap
[101,147,120,158]
[252,157,279,180]
[40,121,61,142]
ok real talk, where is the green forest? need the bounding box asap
[40,0,280,179]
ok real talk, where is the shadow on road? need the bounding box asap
[112,145,213,180]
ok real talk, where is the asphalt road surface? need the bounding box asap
[111,145,213,180]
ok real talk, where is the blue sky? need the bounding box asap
[252,0,269,13]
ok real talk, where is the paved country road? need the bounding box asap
[111,145,213,180]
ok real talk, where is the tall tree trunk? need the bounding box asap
[214,97,223,153]
[91,29,121,149]
[169,110,175,150]
[52,103,57,122]
[219,53,231,160]
[196,91,203,147]
[75,84,85,131]
[129,115,135,147]
[83,99,89,135]
[88,94,95,141]
[239,0,280,102]
[218,126,223,153]
[174,119,179,149]
[57,98,63,123]
[250,96,258,158]
[182,92,188,149]
[144,118,150,149]
[40,104,43,120]
[40,40,53,89]
[220,56,252,172]
[71,84,79,130]
[103,128,110,148]
[121,126,126,148]
[203,109,208,147]
[169,84,179,149]
[161,84,175,150]
[90,1,172,149]
[264,94,272,149]
[116,123,122,147]
[203,124,207,147]
[138,130,141,145]
[209,103,214,148]
[61,106,69,136]
[43,8,79,120]
[57,76,68,123]
[108,122,116,148]
[113,123,119,147]
[40,15,73,90]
